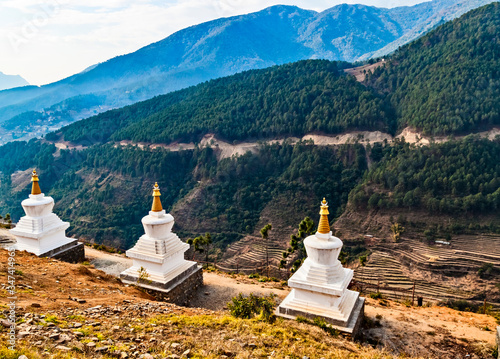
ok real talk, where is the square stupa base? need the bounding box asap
[276,296,365,339]
[38,240,85,263]
[120,263,203,306]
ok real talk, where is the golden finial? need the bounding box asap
[317,197,330,234]
[151,182,163,212]
[31,169,42,195]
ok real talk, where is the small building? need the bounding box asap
[276,198,365,338]
[120,183,202,305]
[10,170,84,263]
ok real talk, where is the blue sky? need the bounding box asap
[0,0,426,85]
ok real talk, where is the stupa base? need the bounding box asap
[120,263,202,306]
[276,294,365,339]
[17,239,85,263]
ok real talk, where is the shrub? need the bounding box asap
[369,292,383,299]
[227,293,277,323]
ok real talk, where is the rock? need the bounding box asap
[55,345,71,351]
[73,322,83,328]
[204,292,210,295]
[86,342,96,348]
[141,354,154,359]
[57,334,71,343]
[182,349,191,357]
[47,323,56,327]
[0,319,12,327]
[120,352,129,359]
[166,355,180,359]
[18,356,29,359]
[49,333,60,340]
[246,343,257,348]
[171,343,181,349]
[96,346,109,353]
[113,325,120,331]
[31,303,41,308]
[18,331,30,338]
[77,299,87,304]
[73,331,84,338]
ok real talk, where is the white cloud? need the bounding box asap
[0,0,426,85]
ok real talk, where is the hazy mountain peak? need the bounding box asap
[0,72,30,91]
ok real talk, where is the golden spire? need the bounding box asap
[31,169,42,195]
[151,182,163,212]
[317,198,330,234]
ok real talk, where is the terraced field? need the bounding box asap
[390,234,500,276]
[217,235,287,276]
[353,251,473,304]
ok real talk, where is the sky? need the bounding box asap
[0,0,427,85]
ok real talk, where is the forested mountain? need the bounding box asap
[0,0,495,143]
[366,2,500,135]
[58,60,393,145]
[0,72,29,91]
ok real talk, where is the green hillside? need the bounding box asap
[59,60,393,145]
[351,137,500,215]
[366,2,500,135]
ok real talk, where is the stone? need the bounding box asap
[86,342,96,348]
[96,346,109,353]
[171,343,181,348]
[31,303,41,308]
[49,333,60,340]
[142,354,154,359]
[167,355,181,359]
[182,349,191,357]
[18,331,30,338]
[276,198,365,338]
[77,299,87,304]
[1,319,12,327]
[55,345,71,351]
[10,171,84,263]
[19,356,29,359]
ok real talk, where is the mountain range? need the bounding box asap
[0,0,497,143]
[0,71,29,91]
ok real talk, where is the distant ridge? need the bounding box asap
[0,72,29,91]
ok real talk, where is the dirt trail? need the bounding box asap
[86,246,288,311]
[344,61,385,82]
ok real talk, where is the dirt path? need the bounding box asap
[85,247,132,277]
[344,61,385,82]
[86,247,288,311]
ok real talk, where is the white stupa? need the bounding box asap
[120,183,202,301]
[10,170,84,262]
[277,198,365,337]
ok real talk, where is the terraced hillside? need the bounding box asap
[354,234,500,307]
[216,235,288,277]
[353,251,473,304]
